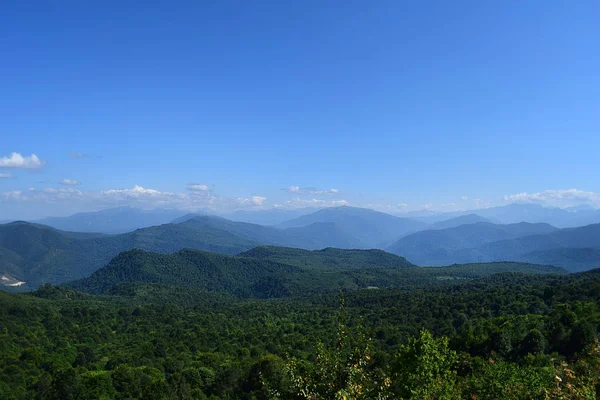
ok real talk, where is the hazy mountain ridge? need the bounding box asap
[387,221,558,265]
[415,203,600,228]
[430,214,492,230]
[388,221,600,272]
[0,216,375,290]
[34,207,187,234]
[277,206,428,247]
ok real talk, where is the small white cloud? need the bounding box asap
[103,185,168,197]
[285,185,302,193]
[1,190,22,200]
[68,152,86,159]
[460,196,468,201]
[237,196,268,207]
[0,153,45,169]
[60,179,81,186]
[503,189,600,208]
[474,198,492,209]
[275,197,349,209]
[0,173,11,178]
[282,186,340,195]
[187,183,210,191]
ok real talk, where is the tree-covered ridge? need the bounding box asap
[238,246,417,270]
[1,269,600,399]
[64,249,300,298]
[64,245,565,299]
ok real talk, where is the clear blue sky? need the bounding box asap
[1,1,599,219]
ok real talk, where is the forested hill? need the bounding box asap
[64,249,300,298]
[64,245,566,299]
[238,246,417,270]
[0,217,368,291]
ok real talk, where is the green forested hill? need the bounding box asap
[238,246,417,270]
[64,245,566,299]
[64,248,300,298]
[0,218,366,291]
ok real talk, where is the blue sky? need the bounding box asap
[1,1,599,219]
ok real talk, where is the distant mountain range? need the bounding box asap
[0,214,374,290]
[2,203,599,291]
[277,206,428,248]
[387,221,600,272]
[34,207,187,234]
[429,214,493,230]
[13,203,599,239]
[415,203,600,228]
[220,208,318,226]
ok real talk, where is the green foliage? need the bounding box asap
[1,259,600,398]
[392,330,458,399]
[286,295,392,399]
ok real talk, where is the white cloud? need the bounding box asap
[101,185,180,203]
[1,190,22,200]
[68,152,86,159]
[363,203,409,213]
[282,186,340,195]
[187,183,210,191]
[0,153,45,169]
[0,173,12,178]
[474,198,492,209]
[60,179,81,186]
[460,196,468,201]
[275,197,349,209]
[285,185,302,193]
[237,196,267,207]
[503,189,600,208]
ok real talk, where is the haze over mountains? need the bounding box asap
[12,202,600,235]
[1,202,600,292]
[34,207,187,234]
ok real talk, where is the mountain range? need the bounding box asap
[34,207,187,234]
[387,221,600,271]
[0,214,372,290]
[2,203,600,291]
[277,206,428,247]
[415,203,600,228]
[15,203,600,237]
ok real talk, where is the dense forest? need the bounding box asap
[2,265,600,399]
